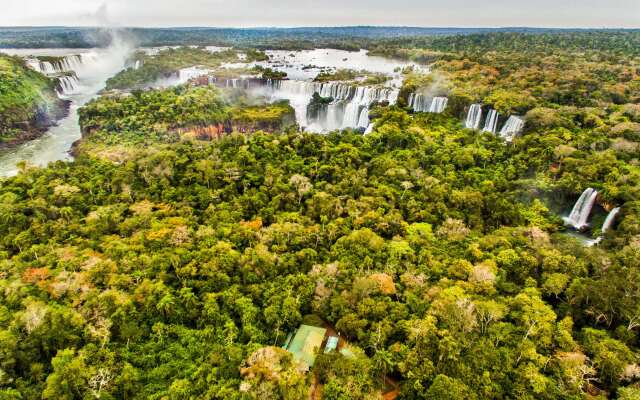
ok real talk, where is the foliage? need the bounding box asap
[2,31,640,400]
[0,55,61,142]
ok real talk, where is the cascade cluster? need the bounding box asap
[563,188,622,244]
[408,93,448,113]
[499,116,525,142]
[27,54,84,75]
[267,80,398,131]
[463,105,525,141]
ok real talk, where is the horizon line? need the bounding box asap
[0,25,638,30]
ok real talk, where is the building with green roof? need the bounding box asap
[283,325,327,369]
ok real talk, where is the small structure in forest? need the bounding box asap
[283,325,327,369]
[324,336,339,353]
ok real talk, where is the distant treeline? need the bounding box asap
[0,26,638,50]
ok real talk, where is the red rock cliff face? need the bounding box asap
[176,123,228,140]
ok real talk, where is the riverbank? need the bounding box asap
[0,99,70,150]
[0,54,70,150]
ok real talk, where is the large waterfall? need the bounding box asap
[564,188,598,230]
[483,109,499,134]
[27,54,86,75]
[26,53,99,96]
[266,80,398,131]
[499,116,525,141]
[465,104,483,129]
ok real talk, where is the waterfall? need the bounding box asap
[563,188,598,230]
[499,116,525,142]
[134,60,143,70]
[601,207,621,233]
[585,207,621,247]
[357,107,370,129]
[27,54,84,75]
[266,80,317,127]
[408,93,429,112]
[429,97,448,113]
[339,86,396,129]
[483,109,499,134]
[265,80,398,131]
[410,94,447,113]
[465,104,483,130]
[56,75,79,96]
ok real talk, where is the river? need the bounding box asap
[0,44,131,177]
[0,47,422,177]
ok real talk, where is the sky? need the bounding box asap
[2,0,639,28]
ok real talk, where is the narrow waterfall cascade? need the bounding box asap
[563,188,599,230]
[408,93,430,112]
[483,109,499,134]
[499,116,525,141]
[586,207,622,247]
[429,97,448,113]
[357,107,370,128]
[56,75,79,96]
[602,207,621,233]
[134,60,143,70]
[465,104,483,129]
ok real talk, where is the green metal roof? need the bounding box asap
[285,325,327,368]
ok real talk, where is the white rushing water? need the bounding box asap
[429,97,448,113]
[601,207,621,233]
[263,80,398,131]
[563,188,599,230]
[499,116,525,142]
[585,207,621,247]
[482,109,499,134]
[26,54,94,75]
[0,47,421,175]
[56,75,80,96]
[0,40,133,178]
[408,94,448,114]
[465,104,483,130]
[408,93,429,112]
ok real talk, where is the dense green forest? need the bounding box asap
[1,27,605,49]
[1,31,640,399]
[0,54,66,147]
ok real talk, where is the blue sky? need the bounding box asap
[3,0,639,28]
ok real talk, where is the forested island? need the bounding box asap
[0,30,640,399]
